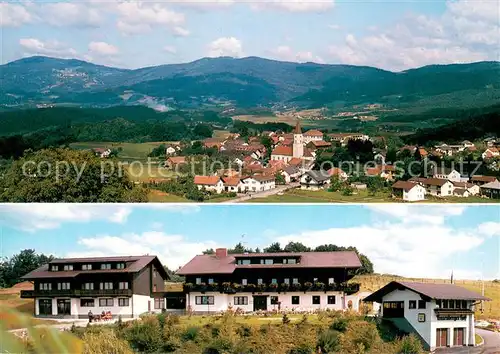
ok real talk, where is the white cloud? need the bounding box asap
[366,205,466,225]
[270,45,324,64]
[163,46,177,54]
[41,2,103,27]
[0,2,34,27]
[251,0,334,13]
[207,37,243,57]
[477,222,500,237]
[19,38,78,58]
[172,26,190,37]
[88,41,120,56]
[67,231,217,270]
[328,24,340,30]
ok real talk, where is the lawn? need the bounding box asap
[70,141,178,160]
[127,164,178,183]
[178,313,325,327]
[249,189,395,203]
[352,275,500,320]
[147,189,191,203]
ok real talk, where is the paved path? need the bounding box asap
[435,329,500,354]
[222,183,300,203]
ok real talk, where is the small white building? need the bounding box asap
[392,181,426,202]
[452,182,480,196]
[303,129,324,144]
[432,167,463,183]
[194,176,224,194]
[241,176,276,192]
[410,178,455,197]
[482,147,499,160]
[300,170,331,190]
[363,281,490,351]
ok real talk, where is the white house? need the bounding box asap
[300,170,331,190]
[241,176,276,192]
[177,248,365,314]
[327,167,348,181]
[363,281,490,351]
[482,147,499,160]
[194,176,224,194]
[452,182,480,196]
[222,177,246,193]
[303,129,324,144]
[281,166,301,183]
[410,178,454,197]
[392,181,426,202]
[165,146,177,155]
[271,121,315,163]
[432,167,463,183]
[92,148,112,158]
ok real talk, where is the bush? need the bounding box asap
[330,318,349,332]
[288,343,315,354]
[182,326,200,341]
[82,329,133,354]
[203,338,233,353]
[124,316,162,353]
[236,324,252,337]
[317,330,340,353]
[342,321,381,352]
[282,314,291,325]
[398,334,424,354]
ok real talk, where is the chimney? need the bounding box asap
[215,248,228,258]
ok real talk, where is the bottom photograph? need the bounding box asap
[1,204,499,354]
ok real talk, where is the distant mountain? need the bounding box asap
[1,56,499,109]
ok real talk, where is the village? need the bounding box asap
[142,122,500,202]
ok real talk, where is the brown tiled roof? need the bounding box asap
[410,177,449,187]
[364,281,491,302]
[452,181,474,189]
[480,180,500,190]
[194,176,222,185]
[471,175,498,183]
[21,256,169,280]
[328,167,346,176]
[176,251,361,275]
[304,129,323,137]
[272,145,293,156]
[392,180,419,191]
[310,141,331,148]
[222,177,241,186]
[167,156,186,164]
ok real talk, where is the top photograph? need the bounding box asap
[0,0,499,203]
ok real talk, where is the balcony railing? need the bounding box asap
[20,289,132,298]
[183,282,360,295]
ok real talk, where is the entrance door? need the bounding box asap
[57,299,71,316]
[39,299,52,315]
[453,328,464,346]
[253,296,267,311]
[436,328,448,347]
[382,301,404,318]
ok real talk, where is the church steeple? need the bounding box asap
[293,120,302,134]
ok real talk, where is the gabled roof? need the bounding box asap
[167,156,186,164]
[310,140,331,148]
[21,255,169,280]
[222,177,241,186]
[328,167,346,176]
[176,251,362,275]
[194,176,222,185]
[471,175,498,183]
[480,180,500,190]
[304,129,323,137]
[272,145,293,156]
[304,170,331,182]
[410,177,450,187]
[392,180,420,191]
[363,281,491,302]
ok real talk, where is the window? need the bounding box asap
[442,300,448,308]
[409,300,416,309]
[117,263,125,270]
[237,259,251,265]
[82,283,94,290]
[460,300,467,309]
[270,296,279,305]
[118,298,129,307]
[101,264,111,270]
[82,264,92,270]
[257,279,263,285]
[271,279,277,284]
[99,298,113,307]
[118,282,129,290]
[208,278,214,285]
[57,282,70,290]
[63,265,73,271]
[286,259,296,264]
[100,282,113,290]
[293,278,299,284]
[196,278,202,285]
[234,296,248,305]
[292,296,300,305]
[154,298,165,309]
[51,265,59,271]
[40,283,52,290]
[418,300,426,309]
[242,279,248,286]
[312,296,320,305]
[284,278,290,285]
[264,259,273,265]
[327,296,336,305]
[195,296,214,305]
[153,269,157,277]
[328,278,335,285]
[80,299,94,307]
[449,300,455,309]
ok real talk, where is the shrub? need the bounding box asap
[82,329,133,354]
[330,318,349,332]
[342,321,381,352]
[182,326,200,341]
[282,314,291,325]
[317,330,340,353]
[398,334,423,354]
[124,316,162,353]
[288,343,315,354]
[203,338,233,353]
[236,324,252,337]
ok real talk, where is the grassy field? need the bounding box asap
[147,189,191,202]
[70,141,178,160]
[352,274,500,319]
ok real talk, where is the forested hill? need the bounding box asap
[1,56,499,109]
[405,104,500,145]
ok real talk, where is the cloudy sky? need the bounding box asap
[1,0,499,70]
[1,204,499,280]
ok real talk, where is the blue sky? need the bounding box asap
[1,1,499,70]
[1,204,498,280]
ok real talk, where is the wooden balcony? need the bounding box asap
[182,282,361,294]
[20,289,132,298]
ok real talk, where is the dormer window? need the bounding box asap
[63,265,73,271]
[101,264,111,270]
[51,265,59,271]
[82,264,92,270]
[117,263,125,270]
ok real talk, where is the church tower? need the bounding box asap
[292,120,304,158]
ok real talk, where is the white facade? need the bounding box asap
[426,181,454,197]
[379,289,476,351]
[242,177,276,192]
[303,135,323,144]
[34,295,155,319]
[434,169,462,183]
[403,184,426,202]
[186,291,363,314]
[196,180,224,194]
[293,132,304,158]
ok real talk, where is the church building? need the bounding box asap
[271,121,314,163]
